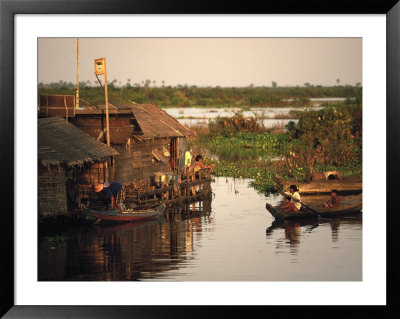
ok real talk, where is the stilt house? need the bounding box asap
[39,95,195,185]
[38,116,118,218]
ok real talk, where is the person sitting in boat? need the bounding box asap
[94,181,126,212]
[324,189,340,208]
[279,196,292,211]
[280,185,302,212]
[281,196,291,206]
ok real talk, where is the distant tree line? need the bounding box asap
[38,81,362,108]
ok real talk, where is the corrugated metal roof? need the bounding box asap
[38,117,118,167]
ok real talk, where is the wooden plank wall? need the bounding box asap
[114,138,171,184]
[70,115,134,145]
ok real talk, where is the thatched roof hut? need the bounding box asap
[38,116,118,167]
[39,97,195,183]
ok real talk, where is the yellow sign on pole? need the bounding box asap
[94,58,106,75]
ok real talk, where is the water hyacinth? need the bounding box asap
[189,101,362,196]
[197,132,290,160]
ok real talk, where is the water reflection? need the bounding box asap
[38,201,213,281]
[266,214,362,253]
[38,177,362,281]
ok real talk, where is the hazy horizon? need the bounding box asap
[38,38,362,88]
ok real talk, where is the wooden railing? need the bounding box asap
[125,168,213,208]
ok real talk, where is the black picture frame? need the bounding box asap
[1,0,398,317]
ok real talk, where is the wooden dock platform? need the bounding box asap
[124,168,213,208]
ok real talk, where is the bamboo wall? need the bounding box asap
[78,162,110,202]
[39,161,112,218]
[80,162,109,185]
[38,165,68,218]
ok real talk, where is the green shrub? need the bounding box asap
[288,103,362,167]
[208,112,265,136]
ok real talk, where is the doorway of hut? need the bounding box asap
[169,138,176,172]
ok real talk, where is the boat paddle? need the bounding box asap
[273,185,323,219]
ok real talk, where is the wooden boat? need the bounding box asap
[88,204,166,222]
[273,175,362,195]
[266,194,362,220]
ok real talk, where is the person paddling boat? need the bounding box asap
[279,185,301,212]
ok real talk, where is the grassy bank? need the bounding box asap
[193,135,361,195]
[188,101,362,195]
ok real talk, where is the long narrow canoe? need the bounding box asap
[274,175,362,195]
[266,194,362,220]
[88,204,166,222]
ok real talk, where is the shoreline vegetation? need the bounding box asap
[187,99,362,195]
[38,82,361,108]
[39,83,362,196]
[175,113,295,120]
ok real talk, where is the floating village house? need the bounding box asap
[38,95,194,181]
[38,95,208,212]
[38,116,118,218]
[68,103,194,183]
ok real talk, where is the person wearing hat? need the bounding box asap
[94,181,126,211]
[280,184,301,212]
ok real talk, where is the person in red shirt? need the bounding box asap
[324,190,340,208]
[194,155,214,174]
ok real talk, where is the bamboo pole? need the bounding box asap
[103,58,111,147]
[76,38,80,110]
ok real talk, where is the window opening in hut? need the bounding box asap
[152,149,161,166]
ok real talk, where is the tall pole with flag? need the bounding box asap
[94,57,110,147]
[76,38,80,109]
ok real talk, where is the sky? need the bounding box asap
[38,38,362,87]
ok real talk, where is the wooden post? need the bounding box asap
[111,155,115,181]
[191,170,195,195]
[103,59,110,147]
[94,57,110,147]
[176,138,179,175]
[76,38,79,110]
[63,95,68,123]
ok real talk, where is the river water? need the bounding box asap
[164,99,351,128]
[164,106,305,128]
[38,177,362,281]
